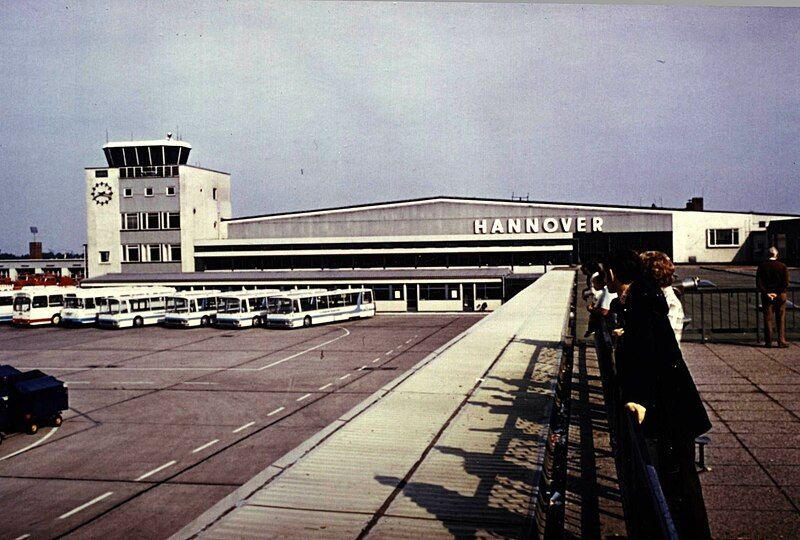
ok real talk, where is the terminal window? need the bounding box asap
[144,187,154,197]
[99,251,110,263]
[148,245,162,262]
[166,186,176,196]
[707,228,740,248]
[124,245,141,262]
[123,187,132,198]
[169,245,181,261]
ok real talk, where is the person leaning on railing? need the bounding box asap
[640,251,684,346]
[605,249,712,540]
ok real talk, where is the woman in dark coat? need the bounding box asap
[606,250,712,539]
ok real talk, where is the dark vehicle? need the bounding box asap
[0,365,68,438]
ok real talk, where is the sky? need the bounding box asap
[0,1,798,254]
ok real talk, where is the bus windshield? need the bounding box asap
[13,296,31,312]
[102,299,123,315]
[219,298,244,313]
[170,298,190,313]
[276,298,295,314]
[65,297,83,309]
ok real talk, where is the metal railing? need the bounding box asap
[681,286,800,342]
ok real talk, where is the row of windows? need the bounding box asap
[197,251,569,271]
[419,284,461,301]
[122,186,176,198]
[706,228,740,248]
[121,212,180,231]
[95,166,181,179]
[122,244,182,263]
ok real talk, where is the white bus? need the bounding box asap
[61,286,144,325]
[96,286,177,328]
[266,288,375,328]
[0,290,15,323]
[12,286,78,326]
[164,289,222,327]
[215,289,282,328]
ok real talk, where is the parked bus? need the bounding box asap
[96,287,177,328]
[215,289,282,328]
[164,289,222,327]
[12,286,78,326]
[61,286,144,325]
[0,290,14,323]
[266,288,375,328]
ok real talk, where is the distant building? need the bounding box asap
[85,137,231,277]
[767,218,800,266]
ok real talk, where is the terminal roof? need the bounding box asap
[82,268,512,286]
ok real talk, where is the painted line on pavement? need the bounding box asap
[58,491,113,519]
[358,365,368,370]
[296,393,312,402]
[182,381,218,386]
[405,339,413,344]
[257,327,350,370]
[192,439,220,454]
[135,460,177,482]
[318,383,332,390]
[64,381,90,385]
[111,381,153,385]
[372,357,381,363]
[385,350,394,355]
[13,534,30,540]
[232,421,255,433]
[338,374,351,381]
[267,406,285,416]
[0,428,59,462]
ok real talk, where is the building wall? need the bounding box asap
[670,211,788,263]
[226,199,673,240]
[179,168,231,272]
[86,168,122,276]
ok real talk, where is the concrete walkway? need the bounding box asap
[685,341,800,539]
[173,270,575,539]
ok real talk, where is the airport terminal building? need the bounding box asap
[84,138,798,311]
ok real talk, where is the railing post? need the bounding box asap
[700,292,706,343]
[755,290,761,343]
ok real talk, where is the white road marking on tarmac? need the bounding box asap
[257,327,351,370]
[267,406,285,416]
[296,393,311,402]
[135,460,177,482]
[191,439,220,453]
[0,427,59,462]
[385,350,394,355]
[372,357,381,363]
[232,421,255,433]
[405,339,413,344]
[318,383,332,390]
[358,365,368,370]
[338,374,350,380]
[181,381,217,385]
[64,381,90,385]
[111,381,153,385]
[58,491,113,519]
[14,534,30,540]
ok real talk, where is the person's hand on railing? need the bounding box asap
[612,327,624,337]
[625,402,646,424]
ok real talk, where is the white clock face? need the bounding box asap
[92,182,113,205]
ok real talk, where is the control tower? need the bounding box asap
[85,135,231,277]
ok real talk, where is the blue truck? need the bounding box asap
[0,365,68,438]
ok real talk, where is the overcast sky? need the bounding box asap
[0,1,798,254]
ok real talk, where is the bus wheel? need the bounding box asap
[133,316,144,328]
[303,316,312,328]
[51,314,62,325]
[53,414,63,427]
[28,423,38,435]
[201,316,210,327]
[252,316,260,327]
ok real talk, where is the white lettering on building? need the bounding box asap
[472,216,605,234]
